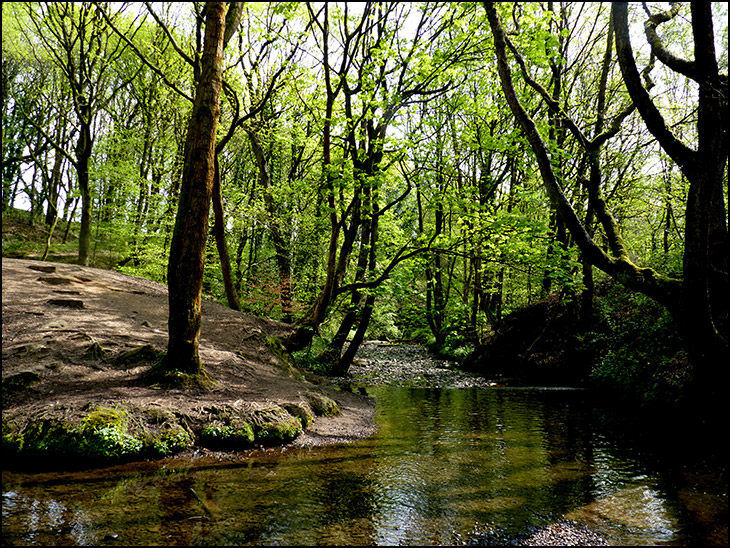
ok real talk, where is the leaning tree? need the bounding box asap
[484,1,727,402]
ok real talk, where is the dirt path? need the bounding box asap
[2,258,375,467]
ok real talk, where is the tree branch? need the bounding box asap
[485,1,680,305]
[93,2,194,102]
[642,2,700,81]
[612,2,695,173]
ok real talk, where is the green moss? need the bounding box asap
[199,421,254,449]
[115,344,160,366]
[144,356,216,389]
[252,406,303,445]
[83,342,106,360]
[3,406,151,466]
[306,392,340,417]
[282,402,315,427]
[15,419,80,459]
[150,429,193,457]
[2,420,24,453]
[80,407,127,433]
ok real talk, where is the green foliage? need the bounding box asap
[587,284,690,406]
[3,406,145,465]
[149,429,192,457]
[2,405,197,466]
[199,422,254,450]
[2,1,723,408]
[434,337,476,363]
[78,406,144,461]
[80,427,143,461]
[364,299,402,341]
[290,335,333,374]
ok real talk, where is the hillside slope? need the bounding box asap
[2,258,374,469]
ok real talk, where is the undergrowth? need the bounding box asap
[586,283,691,407]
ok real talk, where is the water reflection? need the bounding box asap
[2,386,727,546]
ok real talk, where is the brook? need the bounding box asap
[2,383,726,545]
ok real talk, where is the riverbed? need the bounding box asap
[2,343,727,545]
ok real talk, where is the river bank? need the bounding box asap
[1,258,375,470]
[342,341,499,389]
[5,318,726,545]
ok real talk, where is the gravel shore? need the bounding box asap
[347,341,496,388]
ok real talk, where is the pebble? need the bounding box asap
[521,522,608,546]
[458,521,609,546]
[345,342,496,388]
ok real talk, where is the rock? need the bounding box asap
[199,421,255,449]
[522,522,609,546]
[114,344,160,366]
[2,371,42,398]
[4,343,50,358]
[27,265,57,273]
[84,342,106,360]
[306,392,340,416]
[460,521,609,546]
[37,276,75,285]
[47,298,84,309]
[346,342,494,389]
[251,406,303,445]
[282,402,316,427]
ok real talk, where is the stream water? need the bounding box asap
[2,347,727,546]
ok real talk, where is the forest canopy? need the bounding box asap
[2,2,727,394]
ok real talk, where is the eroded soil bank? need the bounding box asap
[2,258,375,469]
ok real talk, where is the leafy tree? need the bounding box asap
[164,1,234,380]
[14,2,139,265]
[485,1,728,401]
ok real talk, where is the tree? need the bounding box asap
[612,2,728,394]
[286,2,475,370]
[484,1,728,402]
[17,2,137,266]
[163,2,228,379]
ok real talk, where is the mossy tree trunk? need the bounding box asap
[165,2,227,377]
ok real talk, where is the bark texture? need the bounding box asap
[165,2,227,375]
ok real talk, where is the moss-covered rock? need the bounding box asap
[251,406,303,445]
[115,344,160,367]
[149,428,193,457]
[2,403,196,468]
[83,342,106,360]
[80,426,144,461]
[282,402,316,427]
[199,422,255,449]
[80,406,128,433]
[2,371,41,402]
[306,392,340,417]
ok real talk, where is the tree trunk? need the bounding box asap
[75,121,93,266]
[486,1,728,405]
[247,130,293,321]
[612,2,728,397]
[164,1,226,377]
[212,154,241,311]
